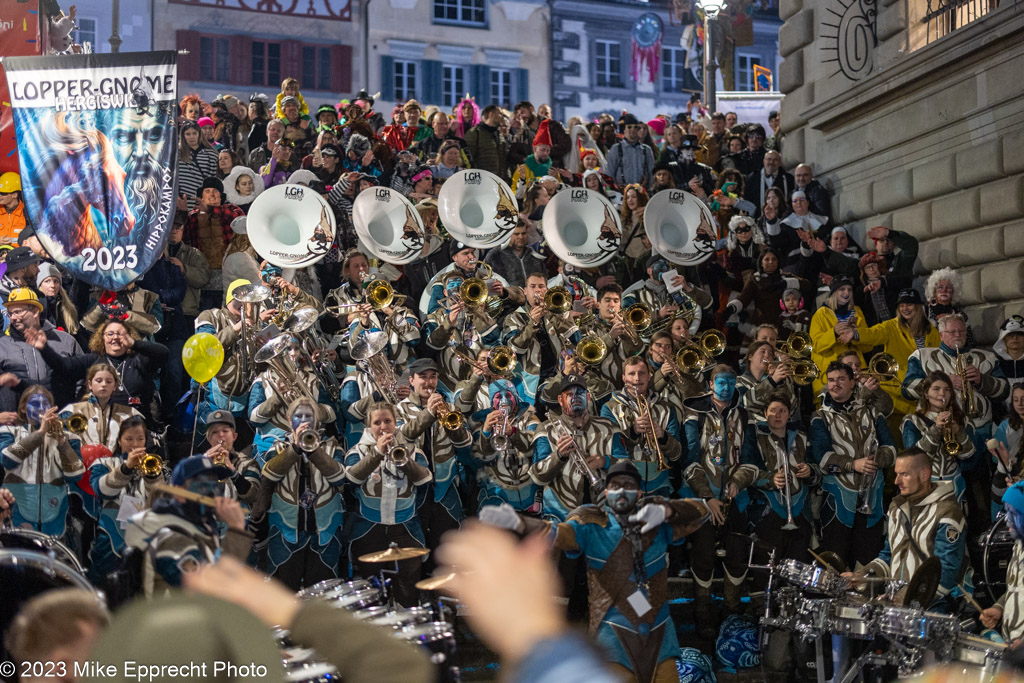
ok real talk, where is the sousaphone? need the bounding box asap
[352,187,425,265]
[542,188,622,268]
[644,189,717,266]
[247,183,335,268]
[438,169,518,248]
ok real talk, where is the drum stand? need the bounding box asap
[837,644,918,683]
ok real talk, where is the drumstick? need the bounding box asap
[959,585,984,613]
[808,548,837,573]
[152,483,217,507]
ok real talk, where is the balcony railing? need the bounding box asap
[923,0,999,43]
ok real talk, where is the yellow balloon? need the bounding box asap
[182,332,225,384]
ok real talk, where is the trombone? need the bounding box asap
[767,355,820,386]
[778,331,812,359]
[324,279,407,317]
[859,353,899,383]
[674,342,710,376]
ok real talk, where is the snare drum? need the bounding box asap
[949,634,1007,683]
[328,587,384,611]
[282,647,340,683]
[355,605,433,629]
[0,527,84,573]
[872,605,959,644]
[778,559,849,597]
[297,578,375,600]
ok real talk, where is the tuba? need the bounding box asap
[247,183,335,269]
[541,188,622,268]
[438,169,519,249]
[352,186,426,265]
[231,282,273,384]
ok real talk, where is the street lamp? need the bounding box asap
[697,0,724,113]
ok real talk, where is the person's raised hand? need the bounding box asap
[185,555,300,628]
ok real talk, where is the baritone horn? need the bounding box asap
[697,329,726,357]
[487,346,517,377]
[544,286,573,314]
[778,331,812,358]
[675,342,710,375]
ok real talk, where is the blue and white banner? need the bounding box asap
[4,52,178,289]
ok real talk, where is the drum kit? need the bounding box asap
[284,544,460,683]
[756,545,1008,682]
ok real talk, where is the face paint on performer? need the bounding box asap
[26,393,52,425]
[291,403,318,432]
[605,476,641,515]
[1008,506,1024,542]
[711,373,737,402]
[563,385,589,418]
[491,380,518,415]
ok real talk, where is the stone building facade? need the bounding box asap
[776,0,1024,341]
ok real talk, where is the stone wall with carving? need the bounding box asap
[776,0,1024,341]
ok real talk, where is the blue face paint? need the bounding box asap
[605,488,639,514]
[1008,507,1024,541]
[712,374,737,402]
[26,394,52,424]
[565,386,589,418]
[291,405,317,431]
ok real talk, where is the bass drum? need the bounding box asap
[977,515,1015,605]
[1,548,100,655]
[0,527,84,573]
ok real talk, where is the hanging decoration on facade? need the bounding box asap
[631,12,664,84]
[753,64,773,90]
[821,0,877,80]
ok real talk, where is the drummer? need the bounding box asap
[980,480,1024,643]
[843,448,969,612]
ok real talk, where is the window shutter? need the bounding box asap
[380,56,395,102]
[516,68,529,104]
[421,60,442,106]
[471,64,489,106]
[176,30,200,81]
[230,35,252,85]
[331,45,353,94]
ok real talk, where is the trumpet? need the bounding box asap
[628,384,668,472]
[137,453,164,477]
[576,335,608,366]
[428,391,465,432]
[941,405,962,457]
[551,420,604,493]
[382,437,409,472]
[611,309,642,346]
[544,286,573,314]
[954,346,979,419]
[490,405,511,454]
[296,428,322,453]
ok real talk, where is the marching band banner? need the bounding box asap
[4,52,178,290]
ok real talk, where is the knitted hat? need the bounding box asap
[449,240,475,258]
[532,119,553,147]
[647,118,667,136]
[830,275,854,293]
[580,148,597,162]
[1004,481,1024,515]
[36,262,62,288]
[858,252,886,272]
[200,177,224,200]
[197,116,214,128]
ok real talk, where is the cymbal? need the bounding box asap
[415,572,457,591]
[358,546,430,563]
[905,556,941,609]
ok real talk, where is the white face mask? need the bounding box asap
[681,150,695,162]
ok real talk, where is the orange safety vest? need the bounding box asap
[0,201,27,244]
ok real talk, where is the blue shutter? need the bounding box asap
[422,60,443,106]
[380,55,395,102]
[516,68,529,105]
[471,64,490,106]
